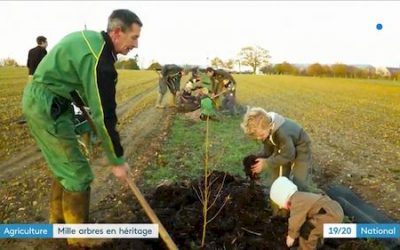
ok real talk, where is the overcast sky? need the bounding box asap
[1,1,399,68]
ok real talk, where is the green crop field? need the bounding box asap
[1,67,398,249]
[142,73,400,220]
[2,68,399,197]
[0,67,158,162]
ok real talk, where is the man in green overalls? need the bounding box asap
[21,9,142,247]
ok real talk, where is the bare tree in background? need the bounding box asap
[238,46,270,74]
[224,59,235,71]
[0,58,19,67]
[210,57,224,69]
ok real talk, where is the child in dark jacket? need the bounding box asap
[241,107,312,215]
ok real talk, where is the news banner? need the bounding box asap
[0,224,158,239]
[0,223,398,239]
[323,223,399,238]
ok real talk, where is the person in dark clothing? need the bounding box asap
[155,64,186,108]
[27,36,48,76]
[16,36,49,124]
[206,67,237,114]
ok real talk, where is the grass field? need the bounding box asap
[142,115,261,186]
[235,74,400,148]
[142,73,400,220]
[0,67,158,162]
[0,68,400,223]
[0,67,398,249]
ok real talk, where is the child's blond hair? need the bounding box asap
[240,107,272,138]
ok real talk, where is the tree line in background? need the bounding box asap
[207,46,270,74]
[2,45,399,80]
[0,56,141,70]
[0,58,19,67]
[114,54,140,70]
[114,58,140,70]
[205,46,400,80]
[260,62,385,79]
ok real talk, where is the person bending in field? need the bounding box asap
[155,64,187,108]
[206,67,237,114]
[240,107,312,216]
[270,176,343,249]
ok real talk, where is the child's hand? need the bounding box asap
[243,154,260,180]
[286,235,295,247]
[251,158,266,174]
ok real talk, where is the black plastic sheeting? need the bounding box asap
[327,184,400,250]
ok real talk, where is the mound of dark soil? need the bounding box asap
[146,171,285,250]
[94,171,381,250]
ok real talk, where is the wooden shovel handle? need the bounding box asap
[125,176,178,250]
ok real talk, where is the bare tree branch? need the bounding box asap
[207,194,231,224]
[192,185,204,205]
[241,227,262,236]
[207,173,227,211]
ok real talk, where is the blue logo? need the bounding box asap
[357,224,399,238]
[376,23,383,30]
[0,224,53,238]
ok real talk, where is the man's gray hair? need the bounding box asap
[107,9,143,32]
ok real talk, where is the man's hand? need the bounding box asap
[111,162,130,183]
[286,235,295,247]
[251,158,266,175]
